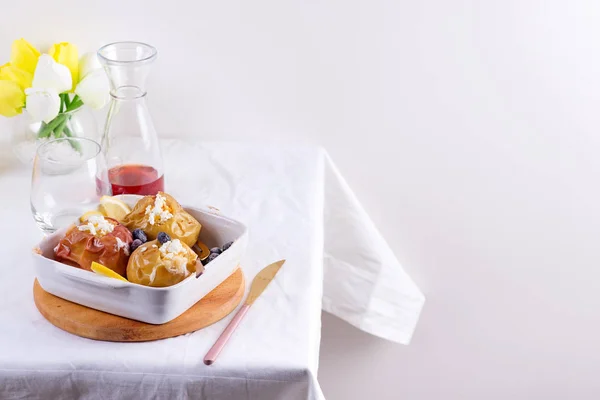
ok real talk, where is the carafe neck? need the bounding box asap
[98,42,157,96]
[111,86,147,101]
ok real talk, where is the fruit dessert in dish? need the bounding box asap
[51,193,234,287]
[54,215,133,277]
[122,192,201,247]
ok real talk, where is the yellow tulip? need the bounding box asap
[0,63,33,89]
[10,38,40,74]
[49,42,78,91]
[0,80,25,117]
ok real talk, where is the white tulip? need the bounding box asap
[32,54,72,93]
[78,52,102,81]
[75,69,110,109]
[25,87,61,123]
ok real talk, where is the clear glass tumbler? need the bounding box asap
[31,137,111,233]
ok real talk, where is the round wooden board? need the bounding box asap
[33,268,245,342]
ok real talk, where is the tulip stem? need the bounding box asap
[58,93,71,113]
[37,93,83,152]
[53,115,68,138]
[63,125,81,152]
[37,114,67,138]
[63,124,73,138]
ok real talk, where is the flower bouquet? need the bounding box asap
[0,39,110,160]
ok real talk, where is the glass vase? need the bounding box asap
[10,106,98,165]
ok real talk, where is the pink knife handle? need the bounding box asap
[204,304,250,365]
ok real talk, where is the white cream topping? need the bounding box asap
[115,237,130,255]
[159,239,184,258]
[78,215,115,237]
[157,239,190,278]
[144,193,173,225]
[146,240,191,284]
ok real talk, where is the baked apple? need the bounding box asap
[54,215,133,277]
[122,192,201,247]
[126,239,198,287]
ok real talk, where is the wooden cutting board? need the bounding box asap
[33,268,245,342]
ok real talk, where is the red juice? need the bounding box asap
[107,164,164,195]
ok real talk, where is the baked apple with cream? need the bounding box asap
[122,192,201,247]
[54,215,133,277]
[127,236,198,287]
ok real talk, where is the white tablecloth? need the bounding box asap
[0,140,424,400]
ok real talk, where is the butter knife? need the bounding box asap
[203,259,285,365]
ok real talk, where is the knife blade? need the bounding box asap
[204,259,285,365]
[244,259,285,305]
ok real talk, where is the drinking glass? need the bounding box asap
[31,138,111,233]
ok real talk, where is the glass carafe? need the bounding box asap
[98,42,164,195]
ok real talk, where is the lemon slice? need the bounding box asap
[79,210,104,223]
[99,196,131,222]
[91,261,128,282]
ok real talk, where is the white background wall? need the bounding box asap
[3,1,600,399]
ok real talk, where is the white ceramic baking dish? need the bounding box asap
[32,195,248,324]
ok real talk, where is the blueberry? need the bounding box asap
[132,229,147,243]
[207,252,219,263]
[210,247,222,255]
[222,241,233,251]
[130,239,143,252]
[157,232,171,244]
